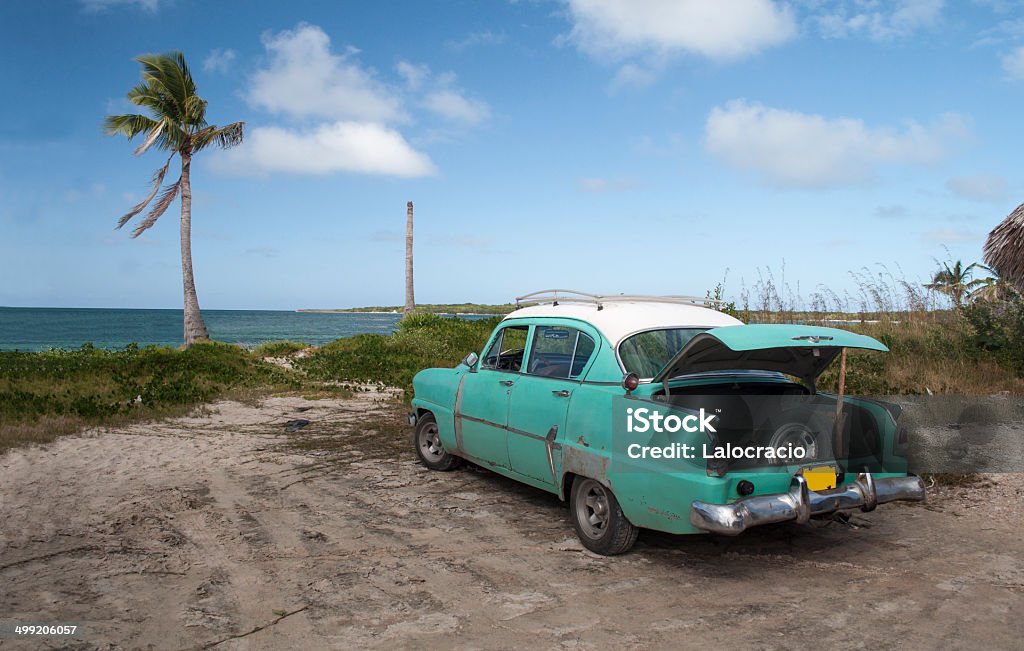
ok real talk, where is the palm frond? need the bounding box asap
[192,121,245,152]
[133,120,166,156]
[127,88,179,127]
[103,113,159,139]
[116,154,174,229]
[135,53,191,126]
[184,94,209,128]
[132,176,180,238]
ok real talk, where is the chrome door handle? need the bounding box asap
[499,380,514,386]
[552,390,571,397]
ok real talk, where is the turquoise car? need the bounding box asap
[410,291,925,555]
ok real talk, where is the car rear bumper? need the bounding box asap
[689,473,926,535]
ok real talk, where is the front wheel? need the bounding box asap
[414,413,461,471]
[569,476,638,555]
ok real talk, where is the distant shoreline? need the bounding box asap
[298,309,500,316]
[298,303,514,316]
[298,309,402,314]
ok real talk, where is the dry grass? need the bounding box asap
[721,261,1024,395]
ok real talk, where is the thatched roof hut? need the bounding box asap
[984,202,1024,287]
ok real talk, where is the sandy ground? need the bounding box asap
[1,391,1022,650]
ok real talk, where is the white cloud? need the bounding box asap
[608,63,660,93]
[816,0,944,40]
[445,30,506,52]
[422,90,490,125]
[1002,46,1024,78]
[202,48,236,74]
[562,0,796,61]
[972,18,1024,47]
[248,24,405,123]
[395,61,431,90]
[396,63,491,126]
[946,174,1009,202]
[213,122,436,178]
[704,100,968,188]
[80,0,161,11]
[232,23,488,178]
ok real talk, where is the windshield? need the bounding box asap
[618,328,709,378]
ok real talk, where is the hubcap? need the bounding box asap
[419,423,444,459]
[768,423,819,464]
[575,480,611,540]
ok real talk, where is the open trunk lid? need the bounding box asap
[651,324,888,389]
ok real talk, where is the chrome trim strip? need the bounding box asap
[458,413,548,442]
[613,325,720,377]
[453,373,466,452]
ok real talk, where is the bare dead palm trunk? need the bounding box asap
[179,153,209,345]
[404,200,415,317]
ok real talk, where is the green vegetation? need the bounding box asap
[4,261,1024,454]
[300,303,515,315]
[0,342,298,452]
[817,316,1024,395]
[296,313,500,395]
[253,341,311,357]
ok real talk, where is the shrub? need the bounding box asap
[296,314,500,396]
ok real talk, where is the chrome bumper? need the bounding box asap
[690,473,926,536]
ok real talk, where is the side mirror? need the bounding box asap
[461,352,479,370]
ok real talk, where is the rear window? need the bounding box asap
[618,328,708,378]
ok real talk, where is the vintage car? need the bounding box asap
[410,290,926,555]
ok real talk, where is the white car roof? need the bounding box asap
[502,301,743,346]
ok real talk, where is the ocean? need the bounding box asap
[0,307,422,351]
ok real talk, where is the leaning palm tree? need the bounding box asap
[924,260,986,309]
[104,52,244,345]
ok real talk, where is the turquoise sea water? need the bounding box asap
[0,307,414,351]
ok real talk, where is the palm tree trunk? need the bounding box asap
[179,153,210,345]
[404,201,415,317]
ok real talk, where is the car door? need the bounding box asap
[507,324,598,485]
[458,324,529,469]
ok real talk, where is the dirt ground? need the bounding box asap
[1,390,1022,650]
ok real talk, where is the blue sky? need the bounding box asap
[2,0,1023,310]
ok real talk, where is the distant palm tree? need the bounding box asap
[968,265,1012,303]
[104,52,244,345]
[924,260,986,309]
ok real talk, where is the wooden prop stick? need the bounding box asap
[834,348,848,462]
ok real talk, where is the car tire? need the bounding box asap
[759,407,835,464]
[569,476,638,555]
[414,413,461,471]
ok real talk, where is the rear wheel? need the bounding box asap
[414,413,461,471]
[569,476,638,555]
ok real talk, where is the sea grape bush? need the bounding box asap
[0,341,296,422]
[296,313,501,397]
